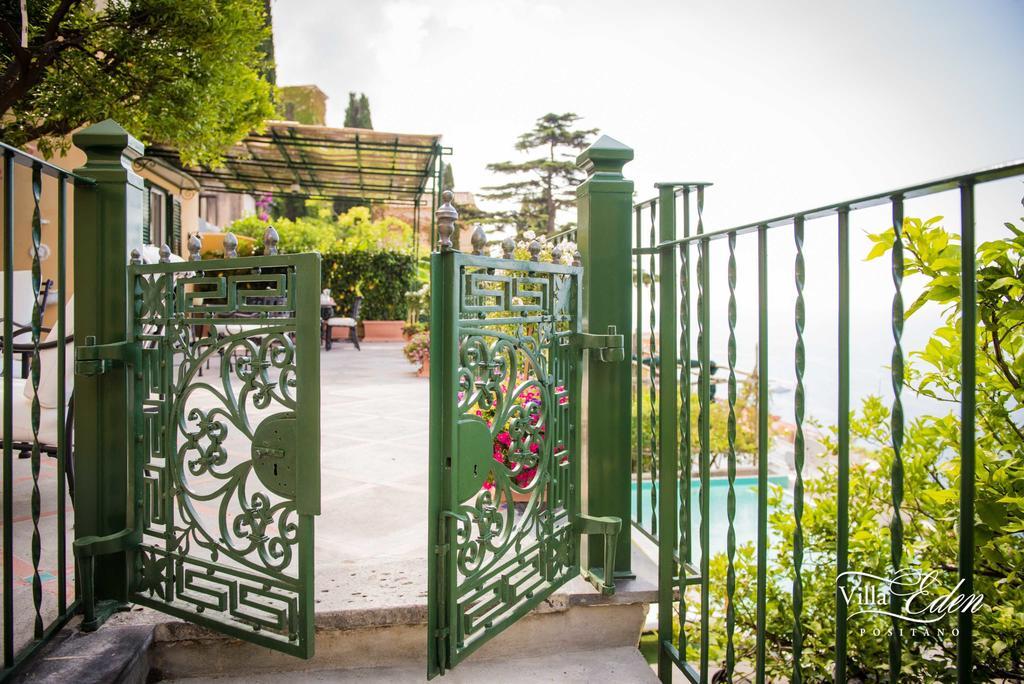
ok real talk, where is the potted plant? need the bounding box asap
[403,331,430,377]
[402,321,426,341]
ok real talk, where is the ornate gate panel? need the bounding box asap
[428,194,622,677]
[126,251,320,658]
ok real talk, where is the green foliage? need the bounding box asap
[226,206,415,320]
[322,249,416,321]
[343,92,373,129]
[1,0,275,166]
[227,206,412,254]
[698,216,1024,681]
[482,113,597,235]
[631,368,762,473]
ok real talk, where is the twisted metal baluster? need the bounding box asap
[647,202,659,536]
[635,206,643,528]
[792,216,806,684]
[677,188,691,657]
[29,164,44,637]
[696,186,711,681]
[726,230,738,680]
[889,197,906,679]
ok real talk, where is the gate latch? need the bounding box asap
[76,336,140,376]
[570,325,624,363]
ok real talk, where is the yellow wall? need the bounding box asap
[0,140,199,326]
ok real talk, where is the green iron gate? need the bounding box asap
[74,234,321,658]
[427,192,623,678]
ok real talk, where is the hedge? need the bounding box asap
[322,249,416,321]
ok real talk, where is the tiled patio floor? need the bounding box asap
[314,342,431,612]
[0,342,428,654]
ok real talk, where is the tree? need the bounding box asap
[0,0,276,166]
[442,163,455,192]
[482,113,597,236]
[344,92,373,129]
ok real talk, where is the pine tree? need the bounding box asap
[482,113,597,235]
[344,92,373,129]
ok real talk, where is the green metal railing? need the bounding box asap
[633,161,1024,683]
[0,142,86,679]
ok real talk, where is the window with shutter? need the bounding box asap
[142,182,151,244]
[171,196,182,254]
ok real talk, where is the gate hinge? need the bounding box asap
[75,336,141,376]
[570,325,625,362]
[574,513,622,596]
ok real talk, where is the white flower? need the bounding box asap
[489,245,503,258]
[562,241,577,252]
[523,230,537,241]
[538,235,547,244]
[517,240,527,249]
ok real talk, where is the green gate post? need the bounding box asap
[72,120,144,615]
[576,136,635,578]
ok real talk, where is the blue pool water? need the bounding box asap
[632,475,790,560]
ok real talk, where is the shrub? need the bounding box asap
[697,216,1024,681]
[226,205,411,254]
[321,249,416,321]
[225,207,416,320]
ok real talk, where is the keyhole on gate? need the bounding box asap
[274,464,279,476]
[473,465,478,476]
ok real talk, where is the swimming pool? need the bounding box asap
[632,475,790,560]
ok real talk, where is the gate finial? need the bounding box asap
[159,244,171,263]
[552,243,564,263]
[223,231,238,259]
[263,224,280,255]
[528,239,541,262]
[188,233,202,261]
[471,224,487,255]
[572,249,582,267]
[130,248,141,265]
[501,236,515,259]
[436,190,458,251]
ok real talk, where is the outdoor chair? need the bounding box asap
[0,272,55,377]
[211,293,293,370]
[0,248,181,497]
[322,291,361,351]
[0,296,75,496]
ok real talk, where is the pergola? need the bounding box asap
[147,121,451,250]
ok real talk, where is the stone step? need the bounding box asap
[168,646,657,683]
[12,618,153,684]
[144,569,655,680]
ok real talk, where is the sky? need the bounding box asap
[271,0,1024,228]
[272,0,1024,423]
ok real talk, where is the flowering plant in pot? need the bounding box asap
[403,331,430,377]
[402,321,427,341]
[465,380,568,504]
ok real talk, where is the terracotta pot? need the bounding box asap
[510,490,532,504]
[417,358,430,378]
[362,320,405,342]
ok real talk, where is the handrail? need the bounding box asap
[641,159,1024,250]
[0,142,95,184]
